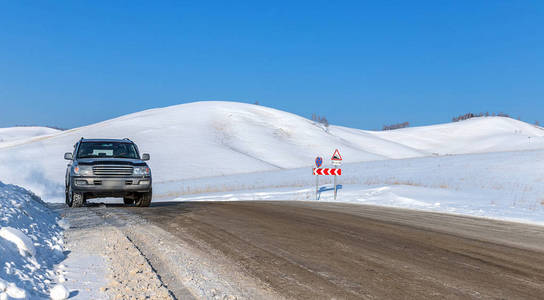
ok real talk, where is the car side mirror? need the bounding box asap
[64,152,73,160]
[142,153,150,161]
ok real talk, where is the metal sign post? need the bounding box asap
[331,149,343,201]
[315,157,323,200]
[334,165,337,200]
[316,173,319,200]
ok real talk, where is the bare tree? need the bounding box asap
[311,113,329,127]
[452,113,475,122]
[453,112,512,122]
[319,116,329,127]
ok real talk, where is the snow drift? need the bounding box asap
[0,181,66,299]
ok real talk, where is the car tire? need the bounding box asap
[71,192,85,208]
[123,197,134,205]
[65,186,70,205]
[67,184,85,208]
[135,190,152,207]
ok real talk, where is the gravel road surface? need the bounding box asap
[61,201,544,299]
[127,201,544,299]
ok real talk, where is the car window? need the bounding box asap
[77,142,139,159]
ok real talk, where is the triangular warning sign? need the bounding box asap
[331,149,342,161]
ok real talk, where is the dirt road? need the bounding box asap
[121,201,544,299]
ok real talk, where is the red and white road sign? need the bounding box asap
[313,168,342,175]
[331,149,342,161]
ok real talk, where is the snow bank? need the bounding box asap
[0,181,65,299]
[0,101,543,203]
[0,227,36,258]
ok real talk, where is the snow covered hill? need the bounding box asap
[0,126,60,146]
[367,117,544,155]
[0,101,543,202]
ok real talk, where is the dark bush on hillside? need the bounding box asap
[311,113,329,127]
[382,121,409,131]
[452,112,511,122]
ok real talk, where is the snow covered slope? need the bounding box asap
[368,117,544,155]
[0,126,59,146]
[0,101,543,202]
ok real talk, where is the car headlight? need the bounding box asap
[73,165,93,176]
[133,166,150,176]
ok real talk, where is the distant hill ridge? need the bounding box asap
[0,101,543,202]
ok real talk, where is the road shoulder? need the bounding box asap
[55,205,174,300]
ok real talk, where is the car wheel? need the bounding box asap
[72,192,84,208]
[135,190,152,207]
[67,185,84,208]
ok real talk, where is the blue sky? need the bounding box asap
[1,1,543,130]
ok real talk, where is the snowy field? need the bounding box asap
[159,149,544,225]
[0,101,542,225]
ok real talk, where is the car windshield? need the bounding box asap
[77,142,139,159]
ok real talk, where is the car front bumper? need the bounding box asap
[71,176,152,193]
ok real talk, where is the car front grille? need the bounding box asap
[92,165,133,176]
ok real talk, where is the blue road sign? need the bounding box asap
[315,156,323,168]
